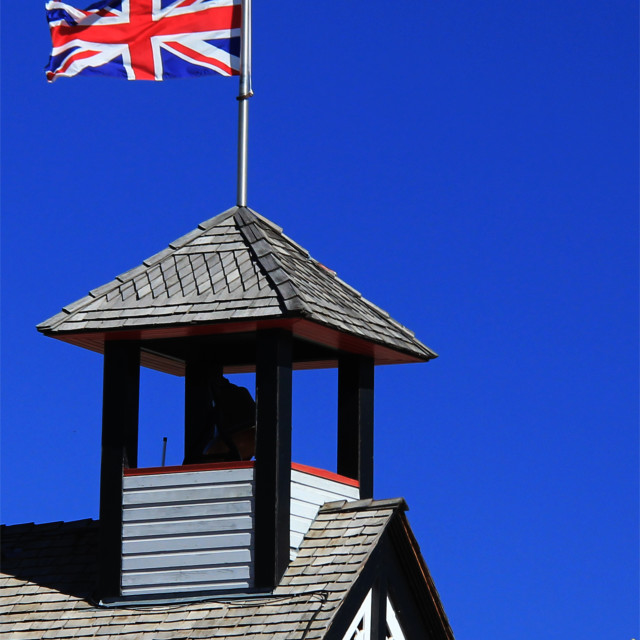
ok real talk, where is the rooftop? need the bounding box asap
[37,207,436,370]
[0,499,454,640]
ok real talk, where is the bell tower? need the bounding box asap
[38,206,436,602]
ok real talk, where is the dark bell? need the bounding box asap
[184,375,256,464]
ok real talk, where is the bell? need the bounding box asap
[203,376,256,461]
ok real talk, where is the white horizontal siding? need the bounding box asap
[123,468,254,489]
[289,469,359,559]
[121,564,251,587]
[123,532,251,555]
[123,514,254,538]
[290,531,305,550]
[122,498,252,522]
[123,579,251,596]
[292,470,360,497]
[123,482,253,506]
[123,548,252,571]
[122,467,255,595]
[120,465,359,594]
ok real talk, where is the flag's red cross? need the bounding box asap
[52,0,241,79]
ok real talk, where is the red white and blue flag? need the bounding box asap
[45,0,241,81]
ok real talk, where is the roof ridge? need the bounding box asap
[330,272,420,339]
[319,497,409,514]
[37,210,241,333]
[244,216,436,360]
[244,206,283,233]
[234,208,313,316]
[248,221,432,352]
[196,205,239,232]
[1,517,97,531]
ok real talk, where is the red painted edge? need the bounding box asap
[123,460,359,487]
[291,462,360,488]
[123,461,255,476]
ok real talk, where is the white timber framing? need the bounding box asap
[341,591,408,640]
[342,589,373,640]
[385,595,407,640]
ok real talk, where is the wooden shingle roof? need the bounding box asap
[37,207,436,366]
[0,499,454,640]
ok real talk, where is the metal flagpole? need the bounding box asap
[236,0,252,207]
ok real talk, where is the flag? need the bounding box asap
[45,0,242,81]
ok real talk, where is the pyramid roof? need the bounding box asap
[38,207,436,368]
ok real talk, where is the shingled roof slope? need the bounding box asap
[37,207,435,361]
[0,499,453,640]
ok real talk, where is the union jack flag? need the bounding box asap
[45,0,241,81]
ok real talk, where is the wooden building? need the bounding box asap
[1,207,454,639]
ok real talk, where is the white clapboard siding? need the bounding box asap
[123,514,254,538]
[123,483,253,506]
[290,499,321,521]
[123,579,251,596]
[121,564,252,587]
[124,468,255,489]
[122,548,252,571]
[122,499,253,522]
[123,532,252,555]
[289,468,360,559]
[121,466,255,595]
[121,464,359,594]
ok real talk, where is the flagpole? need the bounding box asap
[236,0,252,207]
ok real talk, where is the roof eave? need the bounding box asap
[39,316,435,376]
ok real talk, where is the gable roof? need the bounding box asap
[0,499,454,640]
[37,207,436,365]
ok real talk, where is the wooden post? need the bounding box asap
[184,356,221,464]
[99,341,140,599]
[254,329,292,589]
[337,355,374,499]
[371,573,388,640]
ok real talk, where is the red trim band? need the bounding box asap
[124,461,359,487]
[291,462,359,487]
[124,461,254,476]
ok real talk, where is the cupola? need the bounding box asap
[37,206,436,602]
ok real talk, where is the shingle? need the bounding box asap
[0,499,408,640]
[37,207,435,362]
[169,227,206,250]
[142,247,174,268]
[197,207,237,232]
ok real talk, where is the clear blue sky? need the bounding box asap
[1,2,638,638]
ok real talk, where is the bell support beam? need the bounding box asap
[98,341,140,599]
[254,328,293,589]
[337,354,374,499]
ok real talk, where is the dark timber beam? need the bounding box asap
[98,341,140,599]
[337,355,374,499]
[254,329,292,589]
[184,356,221,464]
[371,572,388,640]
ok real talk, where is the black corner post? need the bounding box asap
[98,340,140,599]
[337,354,374,499]
[254,329,293,589]
[371,570,388,640]
[184,353,221,464]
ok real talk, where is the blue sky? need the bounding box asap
[1,2,638,638]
